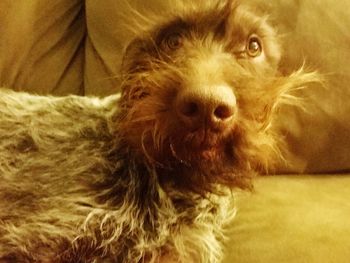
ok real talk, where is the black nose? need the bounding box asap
[176,85,236,131]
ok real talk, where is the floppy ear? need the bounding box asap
[121,38,145,76]
[121,35,161,78]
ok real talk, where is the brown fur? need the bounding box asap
[0,1,318,262]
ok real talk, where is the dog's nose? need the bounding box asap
[176,85,236,131]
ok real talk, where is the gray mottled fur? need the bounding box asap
[0,89,234,262]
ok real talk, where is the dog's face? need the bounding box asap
[117,0,310,193]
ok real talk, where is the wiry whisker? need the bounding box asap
[274,69,323,113]
[100,73,122,80]
[170,142,191,167]
[152,122,164,152]
[140,130,157,165]
[128,115,156,123]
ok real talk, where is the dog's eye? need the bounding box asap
[246,36,262,57]
[163,32,183,50]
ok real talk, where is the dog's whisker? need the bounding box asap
[169,142,191,167]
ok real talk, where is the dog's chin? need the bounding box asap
[162,140,246,194]
[146,128,253,193]
[169,134,233,169]
[197,147,221,162]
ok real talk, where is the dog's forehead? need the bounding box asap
[172,0,235,25]
[150,1,268,43]
[159,3,230,32]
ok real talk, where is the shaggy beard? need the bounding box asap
[169,126,232,164]
[164,127,253,194]
[117,67,320,194]
[118,107,253,194]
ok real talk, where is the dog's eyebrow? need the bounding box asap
[155,18,192,44]
[154,4,234,43]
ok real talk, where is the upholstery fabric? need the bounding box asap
[84,0,172,96]
[224,175,350,263]
[0,0,85,95]
[262,0,350,173]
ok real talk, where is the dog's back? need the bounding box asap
[0,89,122,261]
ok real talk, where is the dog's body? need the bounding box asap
[0,1,317,262]
[0,90,234,262]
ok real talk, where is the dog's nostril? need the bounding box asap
[181,102,199,117]
[214,105,234,120]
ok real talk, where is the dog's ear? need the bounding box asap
[121,35,160,78]
[121,38,144,76]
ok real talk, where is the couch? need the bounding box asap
[1,1,349,262]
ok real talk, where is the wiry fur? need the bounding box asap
[0,0,318,262]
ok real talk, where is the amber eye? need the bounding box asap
[246,35,262,57]
[163,32,183,50]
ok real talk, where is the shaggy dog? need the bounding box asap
[0,1,317,262]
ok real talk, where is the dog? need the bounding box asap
[0,0,318,262]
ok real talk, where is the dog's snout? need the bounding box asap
[176,85,236,131]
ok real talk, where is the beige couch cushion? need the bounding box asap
[84,0,171,96]
[224,175,350,263]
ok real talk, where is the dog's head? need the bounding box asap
[117,0,317,193]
